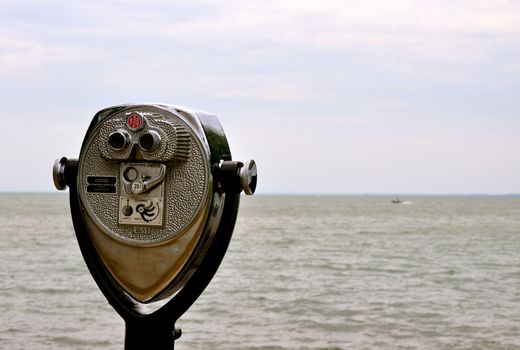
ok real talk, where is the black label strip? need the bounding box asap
[87,184,116,193]
[86,176,117,193]
[87,176,117,185]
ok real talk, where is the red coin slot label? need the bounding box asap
[127,113,142,130]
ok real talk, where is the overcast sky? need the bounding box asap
[1,0,519,194]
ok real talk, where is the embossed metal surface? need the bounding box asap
[78,105,210,246]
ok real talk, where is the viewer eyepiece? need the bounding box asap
[108,130,130,150]
[139,130,161,151]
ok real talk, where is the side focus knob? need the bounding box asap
[215,160,258,195]
[52,157,78,190]
[239,160,257,195]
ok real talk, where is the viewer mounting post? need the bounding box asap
[53,103,257,349]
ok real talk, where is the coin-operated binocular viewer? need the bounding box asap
[53,104,257,349]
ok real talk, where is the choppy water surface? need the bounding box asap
[1,194,519,349]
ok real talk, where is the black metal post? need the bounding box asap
[124,318,179,350]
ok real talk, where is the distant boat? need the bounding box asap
[391,198,402,204]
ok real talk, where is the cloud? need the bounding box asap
[1,0,519,192]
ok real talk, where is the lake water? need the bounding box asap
[0,194,519,349]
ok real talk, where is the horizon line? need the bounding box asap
[1,191,519,196]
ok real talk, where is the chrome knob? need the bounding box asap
[53,157,68,190]
[240,159,257,195]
